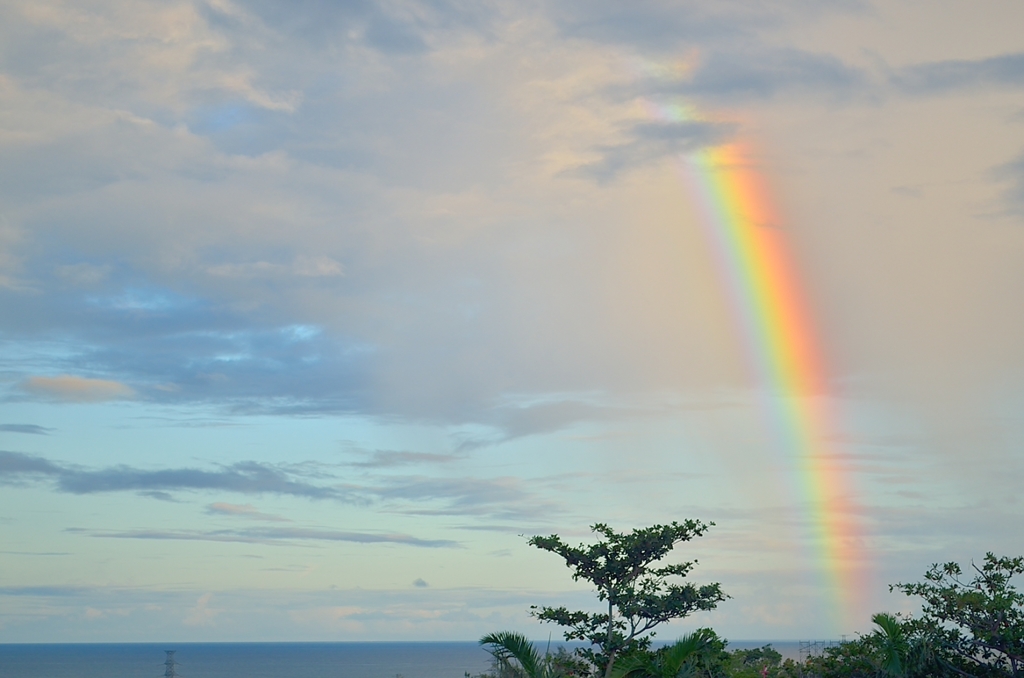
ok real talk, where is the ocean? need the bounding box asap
[0,641,808,677]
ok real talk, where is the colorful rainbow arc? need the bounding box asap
[679,143,862,628]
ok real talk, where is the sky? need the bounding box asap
[1,0,1023,644]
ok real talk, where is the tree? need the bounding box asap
[612,628,727,678]
[892,553,1024,678]
[528,522,727,678]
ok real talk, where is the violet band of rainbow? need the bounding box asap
[678,144,863,630]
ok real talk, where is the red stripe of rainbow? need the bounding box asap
[681,143,863,629]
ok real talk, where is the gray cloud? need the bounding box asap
[602,47,868,107]
[57,461,347,499]
[0,450,64,478]
[349,450,461,468]
[0,0,711,441]
[0,296,372,415]
[892,52,1024,94]
[137,490,180,502]
[677,48,866,100]
[81,526,459,548]
[374,476,560,521]
[226,0,495,55]
[0,0,1008,459]
[0,450,562,521]
[576,120,735,182]
[0,424,53,435]
[997,152,1024,211]
[221,0,427,53]
[451,400,648,450]
[0,450,349,501]
[0,2,1017,503]
[550,0,869,100]
[549,0,865,50]
[0,585,90,597]
[552,2,745,49]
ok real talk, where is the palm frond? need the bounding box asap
[660,629,715,678]
[481,631,543,678]
[872,613,908,677]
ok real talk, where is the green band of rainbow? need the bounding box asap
[680,144,863,630]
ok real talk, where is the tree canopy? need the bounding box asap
[529,521,727,678]
[893,553,1024,677]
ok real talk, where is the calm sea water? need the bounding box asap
[0,641,807,678]
[0,643,493,678]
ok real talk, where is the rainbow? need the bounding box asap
[645,98,862,628]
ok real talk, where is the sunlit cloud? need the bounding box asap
[20,375,135,403]
[183,593,223,627]
[205,502,291,522]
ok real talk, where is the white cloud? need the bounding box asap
[184,593,223,627]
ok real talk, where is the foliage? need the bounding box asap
[892,553,1024,678]
[795,613,949,678]
[481,631,547,678]
[724,644,785,678]
[612,629,728,678]
[798,637,878,678]
[613,633,798,678]
[871,613,910,677]
[549,647,595,678]
[480,632,589,678]
[529,522,727,678]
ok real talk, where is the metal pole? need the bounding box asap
[164,650,179,678]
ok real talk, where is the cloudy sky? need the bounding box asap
[2,0,1023,643]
